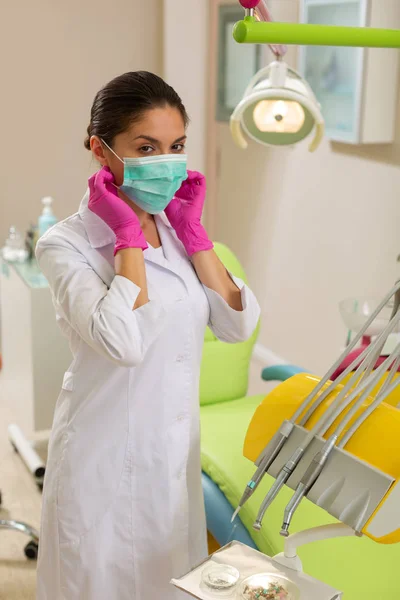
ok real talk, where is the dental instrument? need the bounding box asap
[254,309,400,530]
[233,345,381,526]
[279,340,400,537]
[233,281,400,522]
[277,302,400,534]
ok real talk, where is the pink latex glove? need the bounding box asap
[165,170,214,257]
[88,166,147,255]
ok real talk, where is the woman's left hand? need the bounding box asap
[165,170,214,256]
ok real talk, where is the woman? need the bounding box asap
[36,71,260,600]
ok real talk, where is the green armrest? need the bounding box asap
[262,365,307,382]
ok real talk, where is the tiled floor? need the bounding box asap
[0,358,273,600]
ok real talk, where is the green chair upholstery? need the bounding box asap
[200,244,400,600]
[200,242,260,406]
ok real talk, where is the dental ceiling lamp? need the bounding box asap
[232,0,324,152]
[232,0,400,152]
[230,57,324,152]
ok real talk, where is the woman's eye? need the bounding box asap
[172,144,185,152]
[140,145,154,153]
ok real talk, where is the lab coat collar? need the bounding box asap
[152,214,186,270]
[79,190,115,249]
[78,189,185,274]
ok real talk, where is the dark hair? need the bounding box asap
[84,71,189,150]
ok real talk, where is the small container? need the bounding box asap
[38,196,57,238]
[201,562,240,596]
[2,227,28,263]
[339,296,399,338]
[238,572,300,600]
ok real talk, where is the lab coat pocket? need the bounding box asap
[55,381,130,545]
[57,429,130,544]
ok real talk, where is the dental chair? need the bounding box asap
[200,246,400,599]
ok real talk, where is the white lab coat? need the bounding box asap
[35,191,260,600]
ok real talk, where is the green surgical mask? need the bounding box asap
[102,140,188,214]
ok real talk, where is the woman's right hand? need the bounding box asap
[88,167,148,254]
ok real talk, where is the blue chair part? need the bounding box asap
[202,472,257,550]
[261,364,307,382]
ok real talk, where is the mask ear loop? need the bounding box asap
[99,139,125,192]
[100,139,125,164]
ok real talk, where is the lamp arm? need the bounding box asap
[254,0,288,58]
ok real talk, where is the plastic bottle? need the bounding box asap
[38,197,57,237]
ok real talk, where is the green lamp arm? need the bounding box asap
[234,17,400,49]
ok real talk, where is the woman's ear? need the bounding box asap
[90,136,108,166]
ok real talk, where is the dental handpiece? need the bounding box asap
[280,436,337,537]
[231,422,293,522]
[253,447,303,530]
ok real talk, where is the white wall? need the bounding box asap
[0,0,162,243]
[213,0,400,374]
[163,0,208,175]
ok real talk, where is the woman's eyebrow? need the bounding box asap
[133,135,160,144]
[132,135,187,144]
[173,135,187,143]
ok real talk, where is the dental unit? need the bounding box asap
[233,280,400,522]
[236,277,400,549]
[171,3,400,598]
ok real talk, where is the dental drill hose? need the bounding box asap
[339,355,400,448]
[297,308,400,449]
[318,328,400,445]
[298,291,400,426]
[317,337,400,440]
